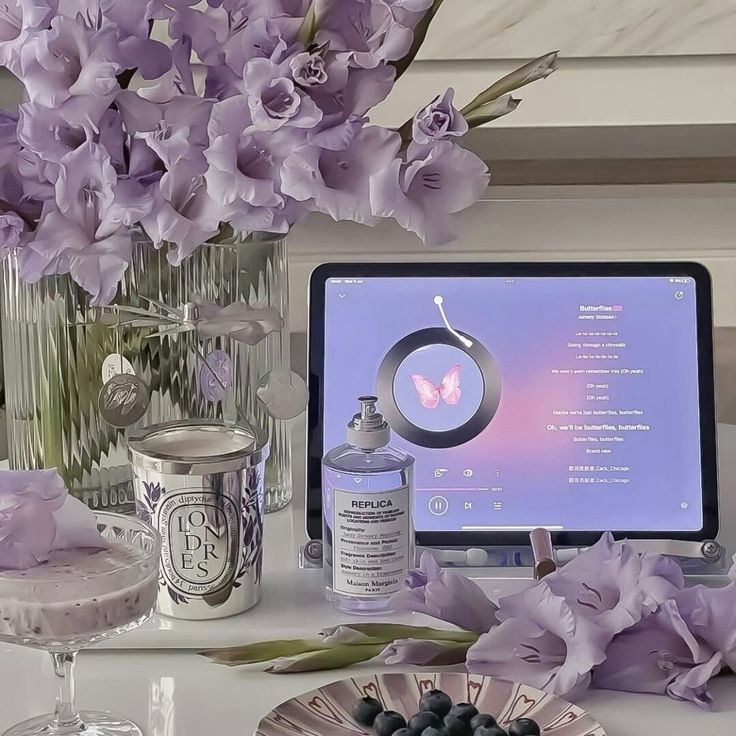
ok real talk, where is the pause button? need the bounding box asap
[428,496,449,516]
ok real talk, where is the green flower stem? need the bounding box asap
[460,51,559,115]
[322,623,478,644]
[266,644,387,674]
[199,639,333,666]
[297,2,318,46]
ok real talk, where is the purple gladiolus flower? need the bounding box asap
[317,0,416,69]
[507,532,685,637]
[0,469,66,570]
[117,91,212,175]
[20,208,132,306]
[242,55,323,132]
[18,102,90,162]
[413,88,469,145]
[671,578,736,672]
[370,141,489,245]
[0,0,508,303]
[0,0,58,73]
[0,469,105,571]
[467,581,611,701]
[205,96,286,209]
[282,126,400,225]
[0,210,28,258]
[391,551,498,634]
[19,17,121,122]
[140,165,220,265]
[17,141,135,305]
[592,599,723,708]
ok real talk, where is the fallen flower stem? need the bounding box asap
[266,644,387,674]
[321,623,478,644]
[200,638,332,666]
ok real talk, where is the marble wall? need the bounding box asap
[419,0,736,59]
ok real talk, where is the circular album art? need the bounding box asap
[377,328,501,448]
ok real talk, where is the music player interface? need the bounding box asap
[323,276,703,532]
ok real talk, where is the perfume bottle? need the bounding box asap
[323,396,415,614]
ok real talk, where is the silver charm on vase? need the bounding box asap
[99,372,150,428]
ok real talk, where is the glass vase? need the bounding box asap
[0,231,291,513]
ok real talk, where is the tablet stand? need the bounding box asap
[299,539,729,577]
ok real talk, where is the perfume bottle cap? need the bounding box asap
[347,396,391,450]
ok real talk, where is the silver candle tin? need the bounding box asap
[128,420,269,620]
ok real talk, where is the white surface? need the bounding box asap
[1,426,736,734]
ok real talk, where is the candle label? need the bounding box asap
[131,455,267,618]
[158,492,241,599]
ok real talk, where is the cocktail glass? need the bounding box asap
[0,512,160,736]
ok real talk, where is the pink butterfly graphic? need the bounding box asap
[410,365,462,409]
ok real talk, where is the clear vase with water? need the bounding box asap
[0,230,292,514]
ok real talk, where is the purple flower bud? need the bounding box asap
[290,51,329,87]
[413,88,469,145]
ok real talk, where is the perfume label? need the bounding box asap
[332,486,410,598]
[158,491,240,598]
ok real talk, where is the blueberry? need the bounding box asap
[409,712,443,733]
[421,728,447,736]
[419,689,453,719]
[508,719,540,736]
[469,715,497,731]
[374,711,408,736]
[394,730,414,736]
[449,704,479,724]
[473,728,507,736]
[443,715,472,736]
[353,697,384,727]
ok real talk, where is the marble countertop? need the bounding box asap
[1,426,736,734]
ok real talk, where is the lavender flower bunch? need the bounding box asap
[0,0,557,305]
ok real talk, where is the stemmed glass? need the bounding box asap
[0,513,161,736]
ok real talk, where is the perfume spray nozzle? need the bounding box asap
[347,396,390,449]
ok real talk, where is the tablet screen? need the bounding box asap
[321,274,705,535]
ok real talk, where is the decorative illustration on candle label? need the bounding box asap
[237,466,265,587]
[158,492,240,600]
[135,480,163,525]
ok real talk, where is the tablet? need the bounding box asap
[307,262,718,549]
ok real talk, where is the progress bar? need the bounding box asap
[461,525,565,531]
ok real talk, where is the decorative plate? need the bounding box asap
[254,672,606,736]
